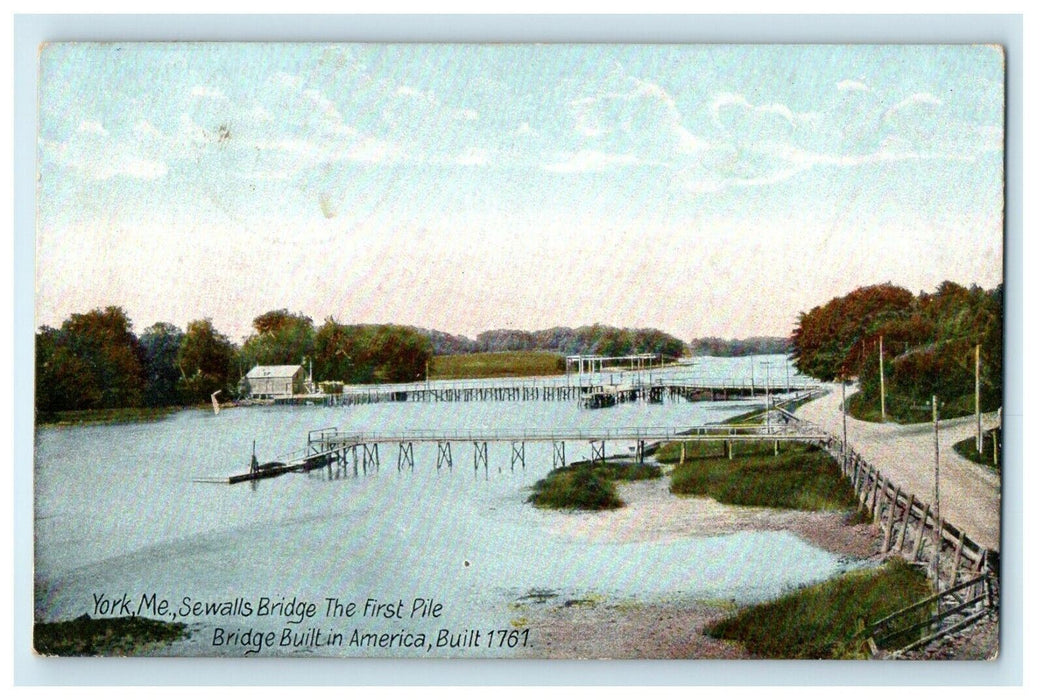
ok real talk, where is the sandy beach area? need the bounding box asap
[516,475,882,659]
[536,476,881,558]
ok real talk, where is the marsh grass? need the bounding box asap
[706,559,933,658]
[527,460,662,510]
[664,442,860,512]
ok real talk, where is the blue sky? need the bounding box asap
[36,43,1004,342]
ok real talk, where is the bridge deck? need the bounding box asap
[307,421,829,447]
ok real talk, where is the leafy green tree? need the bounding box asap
[35,326,102,413]
[35,307,147,413]
[177,319,236,403]
[790,284,915,380]
[139,322,184,406]
[312,320,432,384]
[792,281,1003,419]
[314,317,359,382]
[240,309,315,369]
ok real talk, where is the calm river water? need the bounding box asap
[34,356,850,657]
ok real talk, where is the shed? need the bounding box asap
[244,365,306,399]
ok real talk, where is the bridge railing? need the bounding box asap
[337,378,823,396]
[309,421,829,446]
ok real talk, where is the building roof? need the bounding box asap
[245,364,303,379]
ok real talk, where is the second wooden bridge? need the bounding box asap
[229,411,830,483]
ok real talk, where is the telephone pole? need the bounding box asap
[933,395,941,595]
[841,376,848,473]
[879,335,887,422]
[975,344,982,454]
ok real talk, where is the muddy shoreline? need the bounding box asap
[518,475,882,659]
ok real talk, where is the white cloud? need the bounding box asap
[455,148,490,167]
[107,157,169,180]
[884,92,943,123]
[250,104,274,123]
[44,137,169,181]
[710,93,814,134]
[569,77,705,159]
[340,137,404,164]
[132,120,162,140]
[397,85,425,98]
[453,108,479,121]
[836,79,870,93]
[77,120,108,137]
[543,149,639,173]
[190,85,226,100]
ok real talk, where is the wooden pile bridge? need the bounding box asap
[228,414,830,484]
[318,378,820,407]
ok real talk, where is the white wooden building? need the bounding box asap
[244,365,306,399]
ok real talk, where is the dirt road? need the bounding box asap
[796,384,1000,550]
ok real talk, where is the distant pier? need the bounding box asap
[276,378,819,407]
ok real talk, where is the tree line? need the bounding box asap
[35,307,435,416]
[415,324,688,359]
[789,281,1002,419]
[689,336,790,357]
[35,310,694,416]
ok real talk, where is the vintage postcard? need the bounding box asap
[33,42,1003,660]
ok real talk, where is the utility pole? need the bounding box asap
[879,335,887,422]
[933,395,941,596]
[975,344,982,454]
[841,376,848,473]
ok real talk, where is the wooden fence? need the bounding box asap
[820,437,999,585]
[866,573,995,657]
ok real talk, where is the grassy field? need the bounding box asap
[36,405,181,427]
[707,559,933,658]
[660,441,863,513]
[429,351,566,380]
[954,427,1002,471]
[34,615,188,656]
[528,460,662,510]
